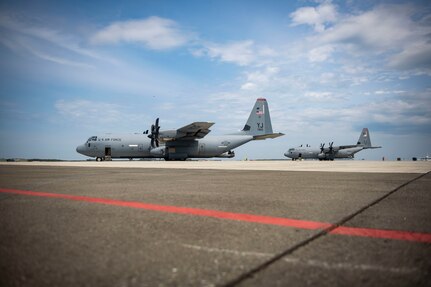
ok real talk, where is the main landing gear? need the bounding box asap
[96,157,112,161]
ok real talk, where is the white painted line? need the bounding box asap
[182,244,419,274]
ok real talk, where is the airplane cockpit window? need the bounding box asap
[86,136,97,143]
[288,148,294,152]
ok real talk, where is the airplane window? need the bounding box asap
[86,136,97,143]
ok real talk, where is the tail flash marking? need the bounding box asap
[241,98,273,136]
[357,128,372,147]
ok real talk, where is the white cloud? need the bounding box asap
[304,91,344,102]
[0,13,101,60]
[297,4,431,72]
[195,40,255,66]
[308,45,334,62]
[55,99,123,123]
[317,5,415,50]
[374,90,406,95]
[319,72,335,84]
[246,66,279,82]
[23,44,94,68]
[388,40,431,70]
[368,99,431,126]
[0,12,194,97]
[91,16,189,50]
[241,82,257,90]
[258,46,277,57]
[240,66,280,90]
[0,12,130,74]
[290,1,337,32]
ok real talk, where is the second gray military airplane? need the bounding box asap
[76,98,283,161]
[284,128,381,160]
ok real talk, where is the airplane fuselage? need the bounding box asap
[284,128,380,161]
[76,134,254,160]
[284,146,364,160]
[76,98,283,161]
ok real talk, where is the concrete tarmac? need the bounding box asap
[2,160,430,173]
[0,163,430,286]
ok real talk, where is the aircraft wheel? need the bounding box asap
[96,157,102,162]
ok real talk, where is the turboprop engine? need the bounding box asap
[150,146,167,157]
[318,153,326,160]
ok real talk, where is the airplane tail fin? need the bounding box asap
[357,128,381,149]
[239,98,283,140]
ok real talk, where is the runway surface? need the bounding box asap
[2,159,431,173]
[1,162,430,286]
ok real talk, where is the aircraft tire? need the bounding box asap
[96,157,102,162]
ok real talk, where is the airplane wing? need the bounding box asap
[339,144,381,149]
[159,122,215,141]
[177,122,215,140]
[338,145,358,149]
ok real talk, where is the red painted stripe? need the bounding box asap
[1,188,430,243]
[331,226,431,243]
[0,188,330,230]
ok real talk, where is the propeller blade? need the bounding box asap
[148,118,161,149]
[329,142,334,152]
[320,143,325,153]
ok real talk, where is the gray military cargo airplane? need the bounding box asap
[284,128,381,160]
[76,98,283,161]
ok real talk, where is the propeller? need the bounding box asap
[329,142,334,153]
[320,143,325,153]
[148,118,160,148]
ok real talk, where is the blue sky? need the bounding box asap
[0,0,430,160]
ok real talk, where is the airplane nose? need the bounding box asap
[76,144,84,154]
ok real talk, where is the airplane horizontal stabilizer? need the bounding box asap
[253,133,284,140]
[365,146,382,149]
